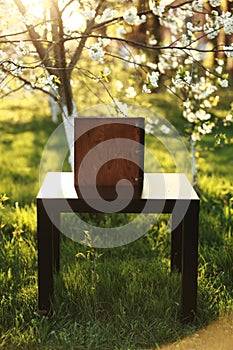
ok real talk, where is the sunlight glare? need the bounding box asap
[22,0,45,18]
[62,2,86,32]
[21,0,86,31]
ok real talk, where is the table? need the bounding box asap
[37,172,200,322]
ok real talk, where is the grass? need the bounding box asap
[0,90,233,349]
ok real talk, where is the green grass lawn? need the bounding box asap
[0,91,233,349]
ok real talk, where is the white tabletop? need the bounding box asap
[37,172,199,201]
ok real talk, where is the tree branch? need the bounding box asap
[61,0,75,14]
[65,33,231,54]
[68,0,103,71]
[0,83,26,98]
[89,1,194,33]
[13,0,56,76]
[1,63,59,100]
[74,65,119,107]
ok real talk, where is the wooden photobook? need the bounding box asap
[74,117,144,199]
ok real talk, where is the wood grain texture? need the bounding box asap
[74,117,144,199]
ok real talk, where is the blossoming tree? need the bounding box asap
[0,0,232,174]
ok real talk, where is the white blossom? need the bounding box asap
[15,41,28,56]
[148,38,158,45]
[128,54,146,67]
[117,26,127,38]
[99,8,118,22]
[48,75,58,85]
[218,78,228,87]
[149,1,165,17]
[140,15,146,23]
[218,59,224,66]
[160,124,170,134]
[147,71,160,88]
[201,99,212,108]
[198,122,215,135]
[161,7,193,35]
[226,114,233,121]
[224,44,233,58]
[147,117,154,125]
[123,7,146,26]
[204,12,222,39]
[223,16,233,35]
[102,66,111,75]
[186,21,203,33]
[209,0,222,7]
[186,22,193,31]
[172,70,192,88]
[115,80,123,92]
[1,0,231,146]
[191,77,217,99]
[3,61,21,76]
[181,34,190,46]
[80,8,96,20]
[89,43,104,61]
[196,109,211,121]
[204,24,219,39]
[185,112,198,123]
[125,86,137,98]
[142,84,151,94]
[145,123,154,134]
[191,133,201,142]
[183,100,191,109]
[192,0,203,12]
[215,65,223,74]
[158,49,181,73]
[101,38,111,47]
[147,62,158,70]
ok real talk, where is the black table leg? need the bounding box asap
[181,200,199,322]
[171,215,183,273]
[52,212,60,274]
[37,199,54,315]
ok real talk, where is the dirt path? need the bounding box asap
[160,314,233,350]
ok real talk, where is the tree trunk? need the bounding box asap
[14,0,78,170]
[58,81,77,171]
[61,102,77,172]
[190,138,197,186]
[49,92,60,123]
[49,79,77,170]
